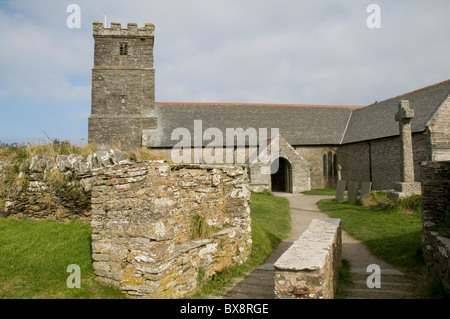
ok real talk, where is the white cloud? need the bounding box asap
[0,6,91,104]
[1,0,450,142]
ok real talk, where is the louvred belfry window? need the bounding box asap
[119,43,128,55]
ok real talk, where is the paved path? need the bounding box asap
[221,193,418,299]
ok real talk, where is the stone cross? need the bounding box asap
[395,100,415,183]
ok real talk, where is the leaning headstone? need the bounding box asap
[359,181,372,205]
[335,180,347,201]
[347,181,358,203]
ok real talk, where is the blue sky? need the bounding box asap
[0,0,449,144]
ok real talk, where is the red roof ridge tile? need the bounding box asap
[155,102,363,108]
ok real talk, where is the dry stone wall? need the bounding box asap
[420,161,450,295]
[274,218,342,299]
[90,161,252,298]
[0,149,128,220]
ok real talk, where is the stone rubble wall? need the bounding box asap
[274,218,342,299]
[0,149,128,220]
[90,161,252,298]
[420,161,450,295]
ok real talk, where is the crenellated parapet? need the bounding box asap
[93,22,155,38]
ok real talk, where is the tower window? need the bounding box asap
[119,43,128,55]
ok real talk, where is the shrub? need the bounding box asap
[395,195,421,214]
[190,214,216,239]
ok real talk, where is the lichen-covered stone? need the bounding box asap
[420,161,450,296]
[0,149,129,221]
[90,161,251,298]
[274,218,342,299]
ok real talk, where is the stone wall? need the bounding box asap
[295,146,338,189]
[151,135,312,194]
[90,161,252,298]
[274,218,342,299]
[338,133,429,190]
[427,96,450,161]
[420,161,450,295]
[0,149,128,221]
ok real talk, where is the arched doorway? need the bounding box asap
[271,157,292,193]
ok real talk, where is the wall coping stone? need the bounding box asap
[274,218,341,271]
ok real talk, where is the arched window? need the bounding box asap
[323,154,327,177]
[328,151,333,177]
[333,154,338,177]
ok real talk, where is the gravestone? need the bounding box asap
[359,181,372,204]
[335,180,347,201]
[387,100,421,202]
[347,181,358,203]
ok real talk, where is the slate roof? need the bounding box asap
[154,79,450,147]
[154,103,359,147]
[341,79,450,144]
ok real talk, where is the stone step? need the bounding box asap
[345,287,417,299]
[351,279,415,290]
[344,267,418,299]
[350,267,404,275]
[225,275,275,299]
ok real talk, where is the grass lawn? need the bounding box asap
[0,218,125,299]
[317,197,423,272]
[317,194,447,298]
[302,188,336,196]
[194,191,291,297]
[0,191,291,299]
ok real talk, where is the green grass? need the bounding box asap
[316,193,450,298]
[193,191,291,297]
[302,188,336,196]
[317,196,423,272]
[335,259,352,299]
[0,191,291,299]
[0,218,125,299]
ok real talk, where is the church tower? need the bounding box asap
[88,22,157,149]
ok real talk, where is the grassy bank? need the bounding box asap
[317,194,447,298]
[318,196,423,272]
[302,188,336,196]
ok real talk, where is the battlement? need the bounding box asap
[93,22,154,38]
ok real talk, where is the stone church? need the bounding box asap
[88,22,450,193]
